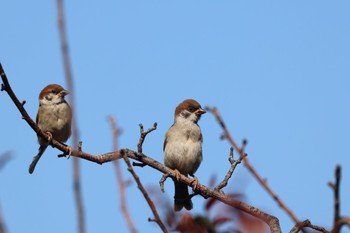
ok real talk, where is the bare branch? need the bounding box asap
[121,151,168,233]
[329,165,341,225]
[108,116,137,233]
[1,66,282,232]
[290,219,330,233]
[137,123,157,154]
[333,217,350,233]
[214,147,247,192]
[328,165,350,233]
[56,0,85,232]
[133,123,157,167]
[206,106,304,230]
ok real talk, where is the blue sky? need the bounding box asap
[1,1,350,232]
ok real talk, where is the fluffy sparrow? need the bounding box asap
[164,99,206,211]
[29,84,72,174]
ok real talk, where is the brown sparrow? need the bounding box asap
[28,84,72,174]
[164,99,206,211]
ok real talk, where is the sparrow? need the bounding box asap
[28,84,72,174]
[164,99,206,211]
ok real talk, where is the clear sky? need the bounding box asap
[1,1,349,233]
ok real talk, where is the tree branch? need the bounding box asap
[122,153,168,233]
[329,165,341,227]
[289,219,329,233]
[137,123,157,154]
[328,165,350,233]
[56,1,85,232]
[206,106,304,230]
[1,64,282,232]
[214,147,247,192]
[108,116,137,233]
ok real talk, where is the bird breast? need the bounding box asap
[37,102,72,143]
[164,121,203,175]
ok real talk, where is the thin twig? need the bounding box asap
[206,106,305,230]
[1,68,282,233]
[290,219,330,233]
[56,1,85,233]
[328,165,350,233]
[121,151,168,233]
[137,123,157,154]
[328,165,341,226]
[214,147,247,192]
[108,116,137,233]
[134,123,157,167]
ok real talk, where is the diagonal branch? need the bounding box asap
[122,152,168,233]
[108,116,137,233]
[1,64,282,232]
[290,219,329,233]
[56,1,85,233]
[214,147,247,192]
[206,106,305,230]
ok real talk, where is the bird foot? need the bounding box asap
[173,169,181,181]
[191,176,200,191]
[45,131,53,142]
[66,146,73,157]
[66,146,73,156]
[57,146,73,159]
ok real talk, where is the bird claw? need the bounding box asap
[58,146,73,159]
[45,131,53,142]
[173,169,181,181]
[65,146,73,159]
[66,146,72,155]
[191,176,200,191]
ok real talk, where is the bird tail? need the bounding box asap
[174,180,193,211]
[29,145,47,174]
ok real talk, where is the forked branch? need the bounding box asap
[1,63,281,232]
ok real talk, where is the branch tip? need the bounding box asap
[132,162,147,167]
[78,141,83,151]
[137,123,158,154]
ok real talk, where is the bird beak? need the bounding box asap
[195,108,206,115]
[58,90,70,97]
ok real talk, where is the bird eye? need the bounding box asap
[51,89,58,94]
[188,107,196,112]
